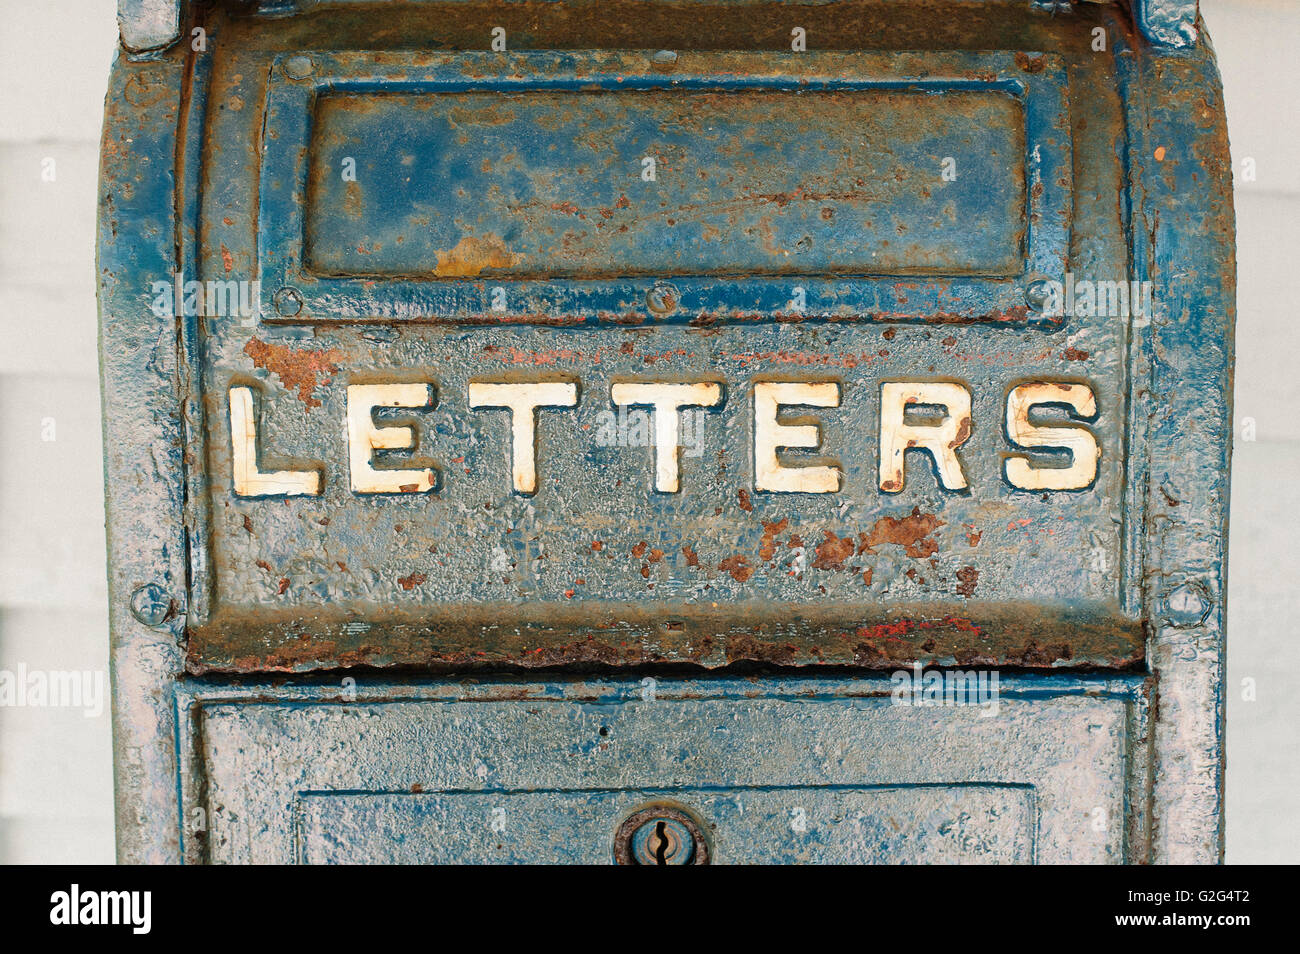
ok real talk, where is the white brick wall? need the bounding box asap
[1202,0,1300,866]
[0,0,119,864]
[0,0,1293,864]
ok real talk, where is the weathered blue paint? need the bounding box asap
[99,1,1233,863]
[260,52,1071,327]
[175,674,1152,863]
[1132,0,1200,48]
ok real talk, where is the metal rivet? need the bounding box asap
[614,804,709,865]
[273,287,304,317]
[1164,581,1211,626]
[129,583,174,629]
[1025,279,1053,311]
[283,55,314,80]
[645,282,679,316]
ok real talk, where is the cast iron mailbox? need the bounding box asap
[99,0,1234,864]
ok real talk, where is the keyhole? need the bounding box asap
[651,820,670,865]
[615,805,706,865]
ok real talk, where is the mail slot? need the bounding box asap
[99,0,1234,864]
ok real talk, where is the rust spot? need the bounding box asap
[397,572,427,590]
[681,544,699,567]
[813,530,856,570]
[243,338,343,409]
[759,518,789,561]
[859,507,944,559]
[631,541,648,559]
[277,578,289,595]
[1014,52,1046,73]
[241,514,253,535]
[956,566,980,598]
[220,243,233,273]
[648,548,664,564]
[343,180,362,218]
[862,568,873,585]
[1062,346,1090,361]
[1154,146,1167,162]
[433,233,516,277]
[719,555,753,582]
[882,327,896,340]
[966,528,983,547]
[949,415,972,449]
[724,632,797,665]
[737,488,753,512]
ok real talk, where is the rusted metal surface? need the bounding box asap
[99,0,1232,863]
[189,36,1125,674]
[178,675,1148,863]
[264,51,1070,326]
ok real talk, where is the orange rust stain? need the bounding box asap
[1014,52,1046,73]
[949,415,972,449]
[737,488,754,512]
[966,528,983,547]
[759,518,789,561]
[725,350,874,369]
[243,338,344,409]
[433,233,516,277]
[1154,146,1167,161]
[859,507,944,559]
[956,566,980,598]
[855,615,983,641]
[397,572,427,590]
[480,344,587,366]
[813,530,856,570]
[220,243,233,273]
[719,555,753,582]
[343,180,363,219]
[681,544,699,567]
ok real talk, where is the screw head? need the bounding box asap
[273,287,304,318]
[1025,279,1054,312]
[645,282,679,316]
[129,583,174,629]
[283,55,314,80]
[1163,581,1211,626]
[614,804,709,865]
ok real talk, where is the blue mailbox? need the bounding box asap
[100,0,1234,863]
